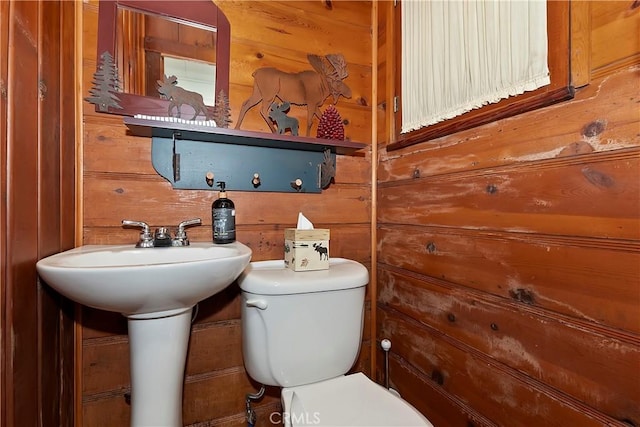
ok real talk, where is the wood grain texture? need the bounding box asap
[377,2,639,426]
[80,1,373,425]
[76,1,640,426]
[382,355,498,427]
[379,150,640,240]
[571,1,592,87]
[81,183,370,233]
[590,1,640,74]
[1,1,77,426]
[378,226,640,334]
[379,309,628,427]
[378,268,640,422]
[379,67,640,180]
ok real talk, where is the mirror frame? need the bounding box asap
[96,0,230,117]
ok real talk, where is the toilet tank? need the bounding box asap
[237,258,369,388]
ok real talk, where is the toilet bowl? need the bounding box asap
[238,259,433,427]
[282,373,431,427]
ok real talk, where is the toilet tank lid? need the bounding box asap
[238,258,369,295]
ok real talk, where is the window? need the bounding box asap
[388,0,573,151]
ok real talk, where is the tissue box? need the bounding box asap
[284,228,330,271]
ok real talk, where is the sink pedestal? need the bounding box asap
[128,307,193,427]
[35,242,252,426]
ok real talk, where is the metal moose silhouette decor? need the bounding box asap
[235,53,351,136]
[268,101,299,136]
[157,75,210,121]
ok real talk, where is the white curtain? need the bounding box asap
[401,0,550,133]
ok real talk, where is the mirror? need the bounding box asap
[95,0,230,117]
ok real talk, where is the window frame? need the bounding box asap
[387,0,573,152]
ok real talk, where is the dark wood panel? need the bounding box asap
[0,0,7,421]
[81,306,129,339]
[82,335,131,395]
[379,309,626,426]
[381,356,497,427]
[60,1,78,251]
[378,268,640,423]
[82,319,245,396]
[378,226,640,334]
[83,380,281,427]
[203,401,281,427]
[351,340,372,378]
[83,395,131,427]
[2,2,76,426]
[185,321,244,377]
[379,150,640,240]
[182,367,280,425]
[40,2,74,426]
[6,3,41,426]
[192,283,243,326]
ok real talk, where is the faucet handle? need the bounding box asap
[122,220,154,248]
[173,218,202,246]
[177,218,202,230]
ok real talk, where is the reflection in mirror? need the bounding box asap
[95,0,230,118]
[117,7,217,104]
[163,58,216,106]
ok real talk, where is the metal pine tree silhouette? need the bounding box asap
[85,51,122,112]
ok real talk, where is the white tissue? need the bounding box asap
[296,212,314,230]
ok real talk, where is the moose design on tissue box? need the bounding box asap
[284,228,330,271]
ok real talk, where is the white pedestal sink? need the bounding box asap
[36,242,252,426]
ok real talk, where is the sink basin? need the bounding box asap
[37,241,252,426]
[36,241,252,317]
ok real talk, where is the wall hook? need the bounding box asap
[291,178,303,191]
[205,171,214,187]
[252,173,261,188]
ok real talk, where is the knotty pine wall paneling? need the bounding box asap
[81,1,373,425]
[376,1,639,426]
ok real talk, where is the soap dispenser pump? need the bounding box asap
[212,181,236,244]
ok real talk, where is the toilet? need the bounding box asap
[238,258,433,427]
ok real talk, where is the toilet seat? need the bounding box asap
[281,373,433,427]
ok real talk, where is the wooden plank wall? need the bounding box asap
[80,1,372,426]
[377,1,639,426]
[1,1,77,426]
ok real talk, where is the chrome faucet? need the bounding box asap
[122,220,154,248]
[172,218,202,246]
[122,218,201,247]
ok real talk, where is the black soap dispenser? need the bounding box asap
[212,181,236,244]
